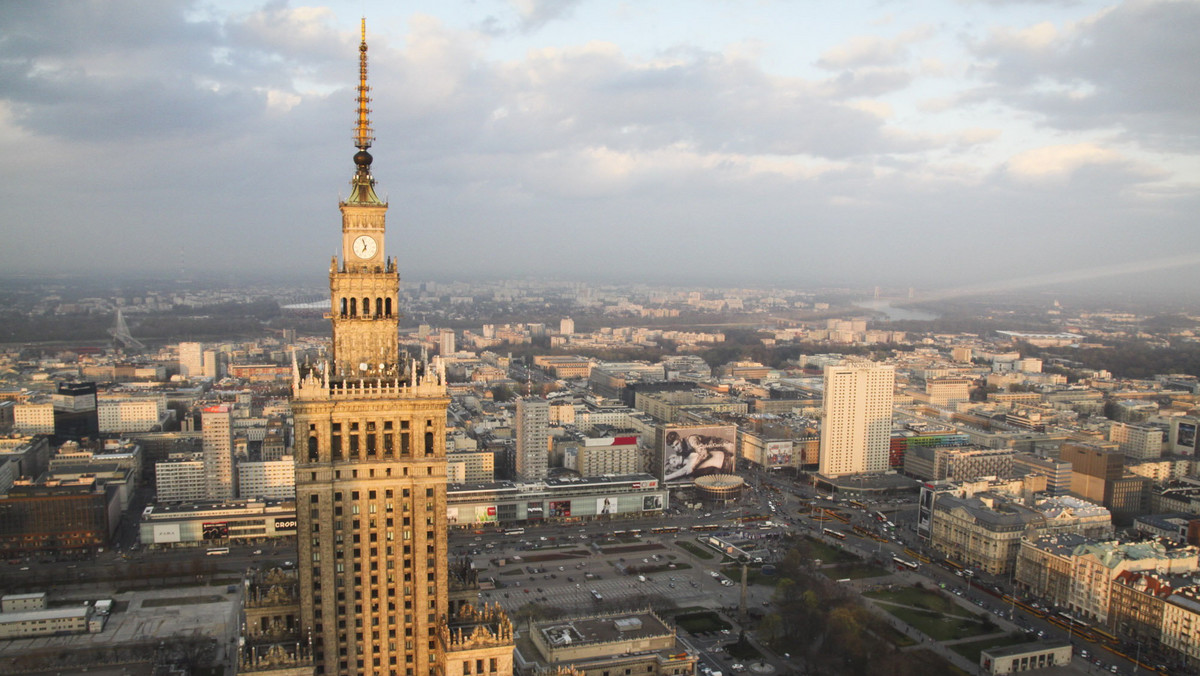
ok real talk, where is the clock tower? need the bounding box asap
[292,20,513,676]
[328,25,399,377]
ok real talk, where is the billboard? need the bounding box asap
[202,522,229,540]
[153,523,180,544]
[596,497,615,516]
[765,441,794,467]
[273,517,297,532]
[663,425,736,482]
[447,507,459,526]
[1178,423,1197,452]
[549,500,572,518]
[642,495,664,511]
[475,505,497,524]
[526,501,544,520]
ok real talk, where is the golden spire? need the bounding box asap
[355,17,374,151]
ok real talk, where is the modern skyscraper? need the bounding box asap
[291,22,512,676]
[202,404,234,499]
[819,360,895,477]
[438,329,455,356]
[515,397,549,480]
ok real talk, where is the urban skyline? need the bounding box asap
[2,1,1198,291]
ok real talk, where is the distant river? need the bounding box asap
[854,300,939,321]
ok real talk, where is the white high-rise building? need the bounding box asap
[439,329,456,355]
[201,404,234,499]
[156,455,208,502]
[237,456,295,500]
[515,397,549,480]
[13,403,55,435]
[178,342,204,377]
[819,361,895,477]
[97,397,165,433]
[560,317,574,335]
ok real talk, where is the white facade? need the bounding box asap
[560,318,574,335]
[155,457,208,502]
[178,342,204,377]
[447,450,494,483]
[97,398,165,433]
[819,361,895,477]
[13,403,54,435]
[1109,422,1164,460]
[439,330,456,355]
[238,456,295,500]
[515,397,549,480]
[202,405,234,499]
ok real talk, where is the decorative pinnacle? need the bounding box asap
[355,17,374,151]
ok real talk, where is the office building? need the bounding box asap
[290,24,512,675]
[179,342,205,377]
[819,361,894,477]
[52,382,99,440]
[238,456,295,500]
[202,404,234,500]
[1109,422,1163,460]
[515,397,549,480]
[439,330,456,356]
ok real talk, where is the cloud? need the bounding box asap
[816,25,936,70]
[967,0,1200,151]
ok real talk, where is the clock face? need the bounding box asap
[353,235,377,259]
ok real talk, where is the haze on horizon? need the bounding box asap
[1,1,1197,294]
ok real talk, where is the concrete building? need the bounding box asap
[819,361,895,477]
[202,404,234,500]
[558,431,643,477]
[516,397,550,481]
[139,499,298,546]
[1011,453,1073,497]
[12,402,54,435]
[979,641,1071,675]
[1110,422,1164,460]
[179,341,205,377]
[447,450,496,484]
[97,397,166,433]
[155,454,208,503]
[238,456,295,500]
[903,445,1016,482]
[515,610,697,676]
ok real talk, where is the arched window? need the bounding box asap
[349,298,357,317]
[308,436,319,462]
[376,297,383,317]
[363,297,370,317]
[340,297,347,316]
[385,298,392,317]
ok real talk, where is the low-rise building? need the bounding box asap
[980,641,1071,675]
[515,610,697,676]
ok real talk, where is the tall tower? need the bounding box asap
[818,361,894,478]
[202,404,234,499]
[292,21,511,676]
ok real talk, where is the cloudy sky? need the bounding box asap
[2,0,1198,293]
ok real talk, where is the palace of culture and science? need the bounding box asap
[291,22,514,676]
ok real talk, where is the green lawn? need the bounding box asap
[872,620,919,648]
[879,606,994,642]
[804,537,860,564]
[864,586,961,614]
[950,633,1032,662]
[822,563,891,580]
[677,540,715,559]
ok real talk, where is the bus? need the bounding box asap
[691,524,721,532]
[650,526,680,534]
[1091,627,1119,644]
[206,547,230,556]
[892,556,919,570]
[823,528,846,540]
[503,528,525,536]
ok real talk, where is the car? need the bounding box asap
[253,549,263,555]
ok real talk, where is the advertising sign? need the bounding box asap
[273,517,297,531]
[526,502,544,520]
[642,495,663,511]
[549,500,572,518]
[1179,423,1197,452]
[595,497,615,516]
[475,505,498,524]
[153,523,180,544]
[663,425,736,482]
[202,521,228,540]
[447,507,459,526]
[765,441,794,467]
